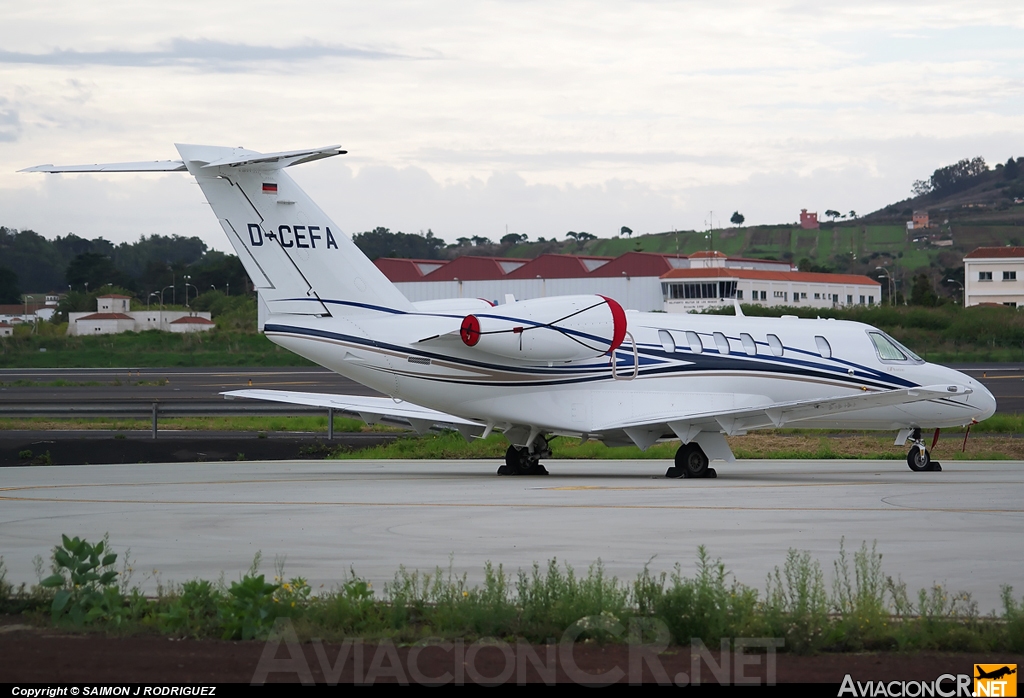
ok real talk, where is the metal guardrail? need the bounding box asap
[0,400,343,439]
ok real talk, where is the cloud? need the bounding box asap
[0,38,419,70]
[0,99,21,142]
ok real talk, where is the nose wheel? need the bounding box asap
[906,428,942,472]
[498,437,550,476]
[666,442,716,479]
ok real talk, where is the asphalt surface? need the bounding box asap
[2,458,1021,613]
[0,366,384,405]
[1,364,1022,411]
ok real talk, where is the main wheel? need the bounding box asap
[907,445,930,472]
[675,443,710,478]
[502,445,548,476]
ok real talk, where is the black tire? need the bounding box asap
[505,445,542,475]
[675,443,709,478]
[907,445,930,472]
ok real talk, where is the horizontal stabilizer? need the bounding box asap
[222,389,482,432]
[198,145,345,169]
[19,161,186,173]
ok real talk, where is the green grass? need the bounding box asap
[0,328,312,368]
[6,535,1024,652]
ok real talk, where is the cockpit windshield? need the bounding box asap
[868,331,924,364]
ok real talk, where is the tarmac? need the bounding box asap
[1,458,1021,613]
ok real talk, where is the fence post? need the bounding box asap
[152,402,158,440]
[328,407,334,441]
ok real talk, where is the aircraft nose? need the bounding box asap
[958,371,997,422]
[972,380,997,421]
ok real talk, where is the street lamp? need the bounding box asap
[159,285,172,308]
[946,278,965,306]
[147,291,159,311]
[183,275,197,308]
[875,267,894,306]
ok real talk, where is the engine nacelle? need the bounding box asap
[459,295,626,362]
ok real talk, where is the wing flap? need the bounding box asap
[222,389,482,432]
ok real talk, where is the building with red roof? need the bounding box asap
[68,296,215,335]
[375,249,863,312]
[421,255,529,281]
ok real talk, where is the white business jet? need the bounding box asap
[23,144,997,477]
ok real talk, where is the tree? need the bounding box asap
[65,252,135,292]
[1006,157,1020,181]
[576,232,596,242]
[927,157,988,195]
[0,266,19,304]
[730,211,745,226]
[620,226,633,238]
[848,210,857,219]
[911,179,933,197]
[352,227,447,260]
[910,273,938,307]
[824,210,842,222]
[565,231,579,241]
[500,232,527,246]
[470,235,492,247]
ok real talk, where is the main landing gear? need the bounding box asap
[906,427,942,472]
[498,437,550,476]
[666,442,717,479]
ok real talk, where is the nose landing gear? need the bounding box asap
[666,442,717,479]
[906,427,942,472]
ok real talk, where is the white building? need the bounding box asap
[0,321,12,337]
[660,268,881,313]
[68,294,214,336]
[963,247,1024,308]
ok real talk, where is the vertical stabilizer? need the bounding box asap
[175,144,413,317]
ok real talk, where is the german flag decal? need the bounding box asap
[262,182,278,194]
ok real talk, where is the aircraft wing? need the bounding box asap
[222,389,483,436]
[596,384,973,450]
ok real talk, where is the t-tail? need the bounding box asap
[23,144,414,326]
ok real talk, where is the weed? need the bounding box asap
[763,549,828,653]
[40,534,120,625]
[18,449,31,460]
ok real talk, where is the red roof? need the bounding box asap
[660,268,880,285]
[77,313,133,321]
[504,254,613,279]
[0,303,44,314]
[170,316,215,324]
[422,256,529,281]
[97,294,133,299]
[688,250,726,258]
[374,258,449,282]
[588,252,684,278]
[964,247,1024,259]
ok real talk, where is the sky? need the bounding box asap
[2,1,1023,252]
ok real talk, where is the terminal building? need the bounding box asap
[374,251,880,312]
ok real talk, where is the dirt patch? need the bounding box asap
[1,619,1019,684]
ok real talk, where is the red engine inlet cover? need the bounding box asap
[460,314,481,346]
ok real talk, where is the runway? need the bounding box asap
[2,458,1021,612]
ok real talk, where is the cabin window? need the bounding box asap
[1004,271,1016,281]
[713,332,730,355]
[814,335,832,359]
[740,333,757,356]
[767,334,784,357]
[979,271,992,281]
[685,331,703,354]
[658,329,676,353]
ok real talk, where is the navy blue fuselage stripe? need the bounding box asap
[264,323,915,391]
